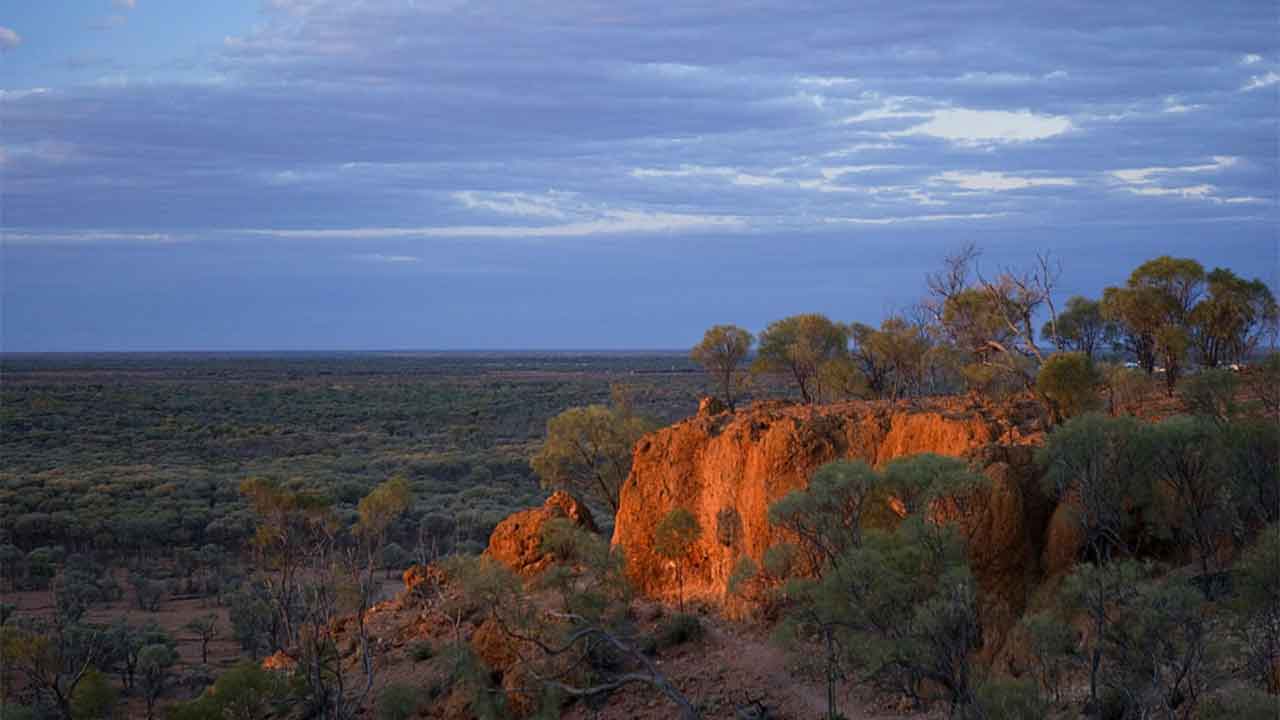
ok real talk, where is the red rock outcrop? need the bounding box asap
[610,398,1053,643]
[484,490,599,576]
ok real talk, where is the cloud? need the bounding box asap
[113,0,137,7]
[244,210,744,240]
[897,109,1073,144]
[630,165,784,188]
[452,190,575,219]
[932,171,1076,191]
[3,230,181,245]
[1242,71,1279,91]
[352,253,419,264]
[0,26,21,51]
[1241,53,1262,65]
[1107,156,1264,204]
[824,212,1009,225]
[1110,156,1238,185]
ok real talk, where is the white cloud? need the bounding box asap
[630,165,783,187]
[452,190,576,219]
[1163,96,1202,114]
[818,165,896,180]
[0,88,50,100]
[113,0,137,8]
[0,26,21,51]
[1125,184,1216,199]
[841,97,929,124]
[932,171,1076,191]
[1241,53,1262,65]
[898,108,1073,144]
[824,212,1008,225]
[1242,71,1280,91]
[352,253,419,264]
[3,231,180,245]
[1108,156,1258,204]
[796,75,859,87]
[951,70,1066,84]
[1109,156,1237,185]
[245,211,744,240]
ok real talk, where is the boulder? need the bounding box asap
[484,490,598,576]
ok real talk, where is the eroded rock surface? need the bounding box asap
[610,397,1053,653]
[484,490,599,576]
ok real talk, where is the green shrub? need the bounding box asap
[1037,352,1102,421]
[0,704,35,720]
[71,667,118,720]
[1178,368,1239,422]
[974,678,1047,720]
[376,684,420,720]
[1200,689,1280,720]
[410,640,434,662]
[653,613,703,649]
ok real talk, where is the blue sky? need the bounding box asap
[1,0,1277,351]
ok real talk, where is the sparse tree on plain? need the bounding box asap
[752,314,847,404]
[690,324,754,411]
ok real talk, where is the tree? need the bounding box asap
[1094,575,1219,718]
[926,245,1060,392]
[1190,268,1278,367]
[1144,417,1232,577]
[1020,611,1077,704]
[1060,559,1146,709]
[752,314,847,404]
[531,403,651,514]
[1102,285,1163,374]
[185,615,218,666]
[69,667,116,720]
[1045,296,1112,360]
[768,460,879,574]
[1249,352,1280,419]
[1178,368,1239,424]
[381,542,411,579]
[239,477,334,651]
[1036,352,1102,422]
[1232,524,1280,692]
[848,316,932,400]
[449,538,700,719]
[167,661,288,720]
[1104,256,1206,393]
[346,478,413,712]
[1039,413,1148,564]
[1,620,106,720]
[690,325,754,411]
[882,453,987,518]
[654,508,701,612]
[764,455,989,719]
[1226,419,1280,527]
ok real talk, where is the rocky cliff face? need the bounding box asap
[610,397,1054,649]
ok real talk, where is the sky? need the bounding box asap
[1,0,1277,351]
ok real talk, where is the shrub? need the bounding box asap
[1103,364,1153,416]
[1037,352,1102,421]
[1247,351,1280,418]
[410,640,434,663]
[1200,688,1280,720]
[71,667,118,720]
[376,684,420,720]
[1178,368,1239,422]
[653,613,703,649]
[974,678,1047,720]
